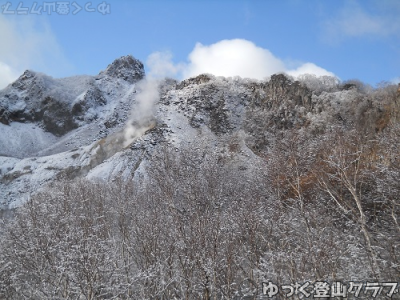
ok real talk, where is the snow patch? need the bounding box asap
[0,122,58,158]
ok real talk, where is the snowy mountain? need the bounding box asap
[0,55,396,209]
[0,55,145,207]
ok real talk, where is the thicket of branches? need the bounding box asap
[0,82,399,299]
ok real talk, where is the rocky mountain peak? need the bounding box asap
[98,55,145,83]
[19,70,36,81]
[11,70,38,91]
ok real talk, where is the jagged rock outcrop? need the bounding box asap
[166,73,314,138]
[264,74,313,109]
[98,55,144,83]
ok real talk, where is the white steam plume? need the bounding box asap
[122,53,177,147]
[123,78,158,147]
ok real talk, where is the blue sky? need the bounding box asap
[0,0,399,88]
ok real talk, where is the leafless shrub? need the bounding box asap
[0,123,398,299]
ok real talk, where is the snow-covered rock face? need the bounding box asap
[0,55,145,137]
[98,55,145,84]
[0,56,391,209]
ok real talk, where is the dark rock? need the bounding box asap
[263,74,312,110]
[0,108,9,125]
[41,96,78,136]
[342,83,357,90]
[104,113,119,128]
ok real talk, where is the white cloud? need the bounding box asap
[183,39,286,80]
[0,62,19,89]
[322,1,400,42]
[392,77,400,84]
[286,63,335,78]
[148,39,335,81]
[0,15,70,89]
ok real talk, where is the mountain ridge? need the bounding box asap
[0,55,398,209]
